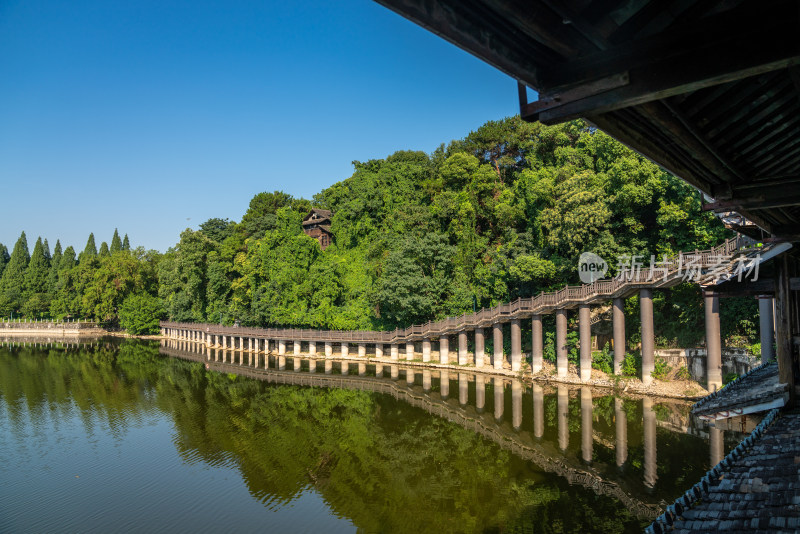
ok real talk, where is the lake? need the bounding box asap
[0,339,741,533]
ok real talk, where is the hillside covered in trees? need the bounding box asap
[0,118,757,345]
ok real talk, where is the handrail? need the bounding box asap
[162,235,763,344]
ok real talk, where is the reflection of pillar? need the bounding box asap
[390,343,399,360]
[459,373,468,406]
[643,398,657,488]
[511,319,521,372]
[423,370,432,392]
[342,343,350,358]
[406,342,414,361]
[358,343,366,358]
[615,398,627,467]
[293,357,301,372]
[390,364,399,380]
[512,380,522,430]
[557,385,569,452]
[358,362,366,376]
[613,298,625,374]
[493,324,503,370]
[341,361,349,375]
[375,363,383,376]
[581,387,592,464]
[709,426,724,466]
[556,310,568,378]
[294,341,301,356]
[309,359,317,373]
[474,328,485,367]
[493,377,504,421]
[640,289,655,386]
[439,336,449,364]
[422,339,431,362]
[476,374,485,413]
[278,340,285,355]
[406,368,415,385]
[533,384,544,439]
[222,335,228,350]
[375,344,384,358]
[440,370,450,399]
[278,356,286,370]
[309,341,316,356]
[324,342,333,357]
[458,332,468,365]
[705,291,722,391]
[531,315,543,373]
[579,304,591,382]
[325,360,333,374]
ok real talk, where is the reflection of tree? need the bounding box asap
[1,341,648,533]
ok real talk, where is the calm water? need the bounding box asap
[0,339,741,533]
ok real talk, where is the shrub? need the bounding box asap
[621,353,640,377]
[675,366,691,380]
[119,293,165,335]
[723,372,739,385]
[591,346,613,374]
[651,357,672,381]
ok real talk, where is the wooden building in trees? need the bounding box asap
[302,209,333,250]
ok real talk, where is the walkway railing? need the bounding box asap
[161,235,760,344]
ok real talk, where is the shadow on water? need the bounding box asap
[0,337,751,533]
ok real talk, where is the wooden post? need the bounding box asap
[775,254,795,406]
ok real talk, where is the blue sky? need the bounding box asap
[0,0,519,253]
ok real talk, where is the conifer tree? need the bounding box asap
[0,232,30,311]
[0,244,8,278]
[60,246,76,271]
[122,234,130,251]
[43,239,51,261]
[99,241,110,257]
[81,233,97,261]
[24,237,50,300]
[47,240,63,294]
[110,229,122,253]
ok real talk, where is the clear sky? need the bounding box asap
[0,0,518,253]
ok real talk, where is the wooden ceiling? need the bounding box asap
[375,0,800,238]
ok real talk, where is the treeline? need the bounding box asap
[0,229,161,332]
[1,117,759,344]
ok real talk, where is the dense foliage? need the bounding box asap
[0,117,760,344]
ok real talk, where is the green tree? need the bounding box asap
[0,243,8,279]
[47,240,63,294]
[122,234,130,251]
[0,232,30,313]
[119,293,164,334]
[81,233,97,261]
[110,229,122,253]
[23,237,50,312]
[99,241,110,257]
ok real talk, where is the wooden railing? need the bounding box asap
[162,235,761,344]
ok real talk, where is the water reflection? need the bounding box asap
[0,338,750,533]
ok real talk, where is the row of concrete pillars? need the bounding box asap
[163,291,775,390]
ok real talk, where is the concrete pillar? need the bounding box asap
[531,315,543,373]
[615,398,627,467]
[643,397,657,489]
[533,384,544,439]
[704,291,722,392]
[557,385,569,452]
[423,370,431,392]
[476,374,485,413]
[758,297,775,363]
[579,304,592,382]
[309,359,317,373]
[293,341,301,356]
[510,319,521,372]
[422,339,431,362]
[439,336,449,364]
[581,387,592,464]
[458,331,468,365]
[341,343,349,358]
[493,324,503,370]
[474,328,485,367]
[406,342,414,361]
[709,425,724,466]
[309,341,316,356]
[556,309,568,378]
[459,373,468,406]
[278,340,285,355]
[512,380,522,430]
[612,298,625,374]
[390,343,399,360]
[640,289,655,386]
[375,344,383,358]
[390,364,399,380]
[406,368,414,385]
[441,370,450,399]
[493,377,503,421]
[358,343,366,358]
[325,360,333,374]
[325,342,333,357]
[293,357,301,372]
[222,335,227,350]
